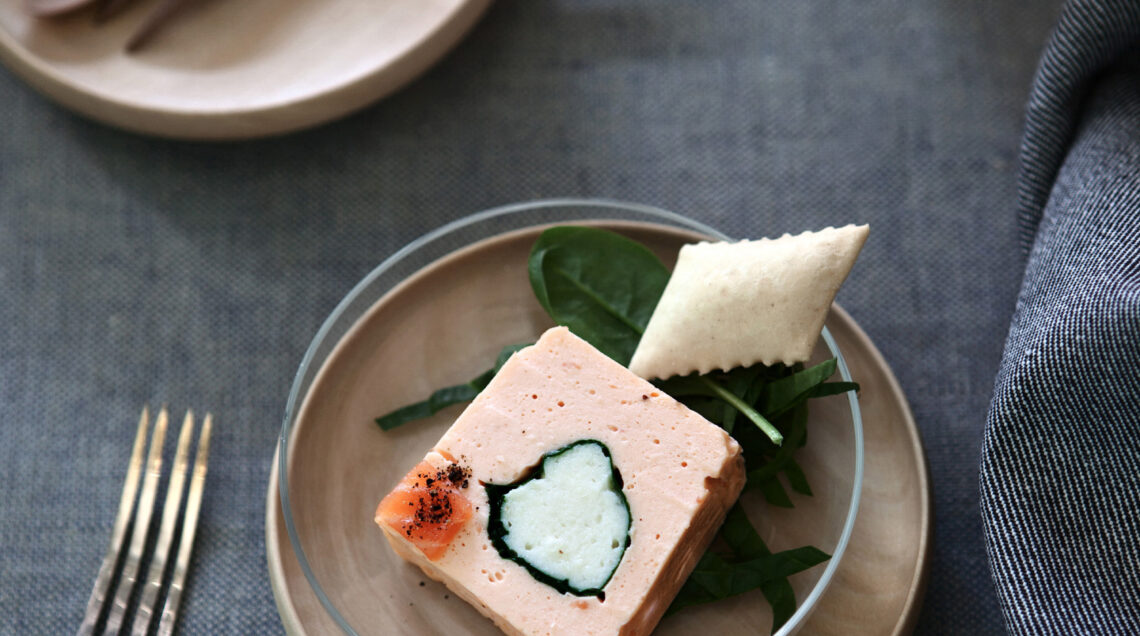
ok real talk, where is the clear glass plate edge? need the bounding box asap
[774,327,865,636]
[276,197,866,635]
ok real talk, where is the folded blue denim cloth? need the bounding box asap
[981,1,1140,633]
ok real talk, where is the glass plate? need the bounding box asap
[275,199,864,635]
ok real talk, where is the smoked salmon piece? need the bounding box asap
[375,460,473,560]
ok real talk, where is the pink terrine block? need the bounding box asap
[376,326,746,636]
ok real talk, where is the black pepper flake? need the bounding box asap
[446,463,470,486]
[401,460,474,535]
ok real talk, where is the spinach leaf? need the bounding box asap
[374,343,530,430]
[719,502,766,556]
[666,560,721,615]
[689,547,830,595]
[653,374,719,399]
[745,403,809,486]
[784,457,813,496]
[667,504,830,631]
[528,226,670,366]
[757,477,795,508]
[655,372,783,444]
[698,375,783,445]
[804,381,861,402]
[761,574,799,630]
[671,395,725,425]
[715,365,765,433]
[719,503,800,631]
[762,358,860,418]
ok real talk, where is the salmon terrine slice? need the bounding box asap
[375,326,746,636]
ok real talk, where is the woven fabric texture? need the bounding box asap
[0,1,1066,634]
[1015,0,1140,250]
[982,1,1140,632]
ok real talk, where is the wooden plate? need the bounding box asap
[265,222,931,635]
[0,0,491,139]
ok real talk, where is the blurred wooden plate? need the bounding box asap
[0,0,490,139]
[265,223,931,635]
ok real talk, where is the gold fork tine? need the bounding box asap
[131,410,196,636]
[104,406,170,634]
[157,412,212,636]
[77,406,151,636]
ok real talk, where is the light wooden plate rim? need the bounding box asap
[824,304,932,635]
[0,0,492,139]
[265,216,932,635]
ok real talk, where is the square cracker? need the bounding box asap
[628,224,869,380]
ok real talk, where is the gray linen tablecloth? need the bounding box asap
[0,1,1068,633]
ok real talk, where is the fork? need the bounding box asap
[77,406,213,636]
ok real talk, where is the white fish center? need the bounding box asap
[500,442,630,591]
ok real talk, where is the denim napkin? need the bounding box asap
[981,1,1140,632]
